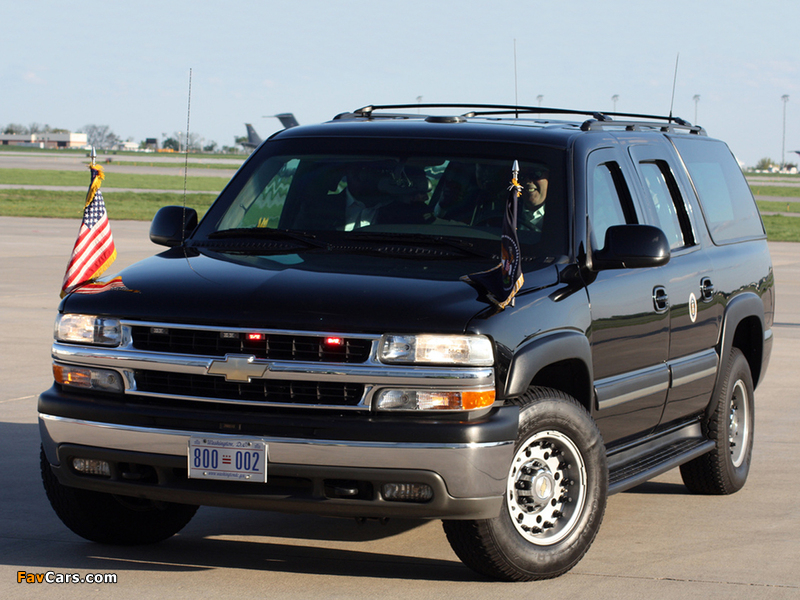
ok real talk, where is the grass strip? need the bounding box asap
[757,200,800,214]
[0,168,228,192]
[107,160,242,170]
[760,215,800,242]
[0,189,215,221]
[750,185,800,198]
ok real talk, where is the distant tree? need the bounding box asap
[81,124,120,149]
[755,157,775,171]
[203,141,218,153]
[4,123,27,134]
[162,137,180,151]
[50,128,70,133]
[168,131,203,152]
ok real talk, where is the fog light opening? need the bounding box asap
[381,483,434,503]
[72,457,111,477]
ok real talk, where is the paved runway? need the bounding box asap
[0,150,239,179]
[1,217,798,599]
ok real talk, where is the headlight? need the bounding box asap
[380,334,493,366]
[55,314,121,346]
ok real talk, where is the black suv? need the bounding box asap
[40,104,774,581]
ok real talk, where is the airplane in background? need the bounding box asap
[242,114,299,151]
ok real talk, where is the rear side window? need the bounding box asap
[671,138,764,244]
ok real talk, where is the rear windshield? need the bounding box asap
[195,138,568,259]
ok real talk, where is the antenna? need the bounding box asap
[181,68,192,245]
[669,53,679,123]
[513,39,519,117]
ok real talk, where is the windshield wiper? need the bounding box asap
[207,228,328,248]
[347,232,496,258]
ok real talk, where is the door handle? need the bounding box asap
[653,286,669,313]
[700,277,715,302]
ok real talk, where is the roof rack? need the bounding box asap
[336,103,706,135]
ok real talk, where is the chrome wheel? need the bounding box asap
[506,429,587,546]
[729,379,750,468]
[443,389,606,581]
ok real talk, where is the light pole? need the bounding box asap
[612,94,619,112]
[782,95,789,169]
[693,95,700,124]
[536,95,543,107]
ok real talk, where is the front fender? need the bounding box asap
[504,330,593,406]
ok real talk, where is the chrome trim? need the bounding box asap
[599,381,669,410]
[39,414,514,498]
[52,321,496,411]
[130,390,372,411]
[670,349,718,389]
[120,320,381,342]
[596,349,721,411]
[672,366,717,387]
[52,344,495,387]
[596,364,669,411]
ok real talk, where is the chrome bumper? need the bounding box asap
[39,414,514,500]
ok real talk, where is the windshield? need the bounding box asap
[194,138,568,260]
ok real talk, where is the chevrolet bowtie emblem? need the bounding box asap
[207,355,269,382]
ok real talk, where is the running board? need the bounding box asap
[607,421,715,495]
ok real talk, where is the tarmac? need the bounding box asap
[0,217,798,599]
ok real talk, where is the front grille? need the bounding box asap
[133,370,365,407]
[130,326,373,363]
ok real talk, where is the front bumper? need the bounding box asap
[39,403,518,520]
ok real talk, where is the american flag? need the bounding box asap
[68,276,130,295]
[60,163,117,297]
[461,160,524,310]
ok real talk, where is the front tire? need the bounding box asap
[680,348,755,495]
[41,447,198,545]
[443,388,607,581]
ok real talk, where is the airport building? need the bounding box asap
[0,132,88,149]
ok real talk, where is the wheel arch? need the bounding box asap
[504,330,593,414]
[717,292,765,390]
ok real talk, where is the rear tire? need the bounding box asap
[443,388,607,581]
[680,348,754,495]
[41,447,198,545]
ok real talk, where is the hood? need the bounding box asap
[60,249,557,334]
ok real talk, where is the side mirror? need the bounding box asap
[150,206,198,247]
[591,224,670,270]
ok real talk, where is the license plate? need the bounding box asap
[188,436,267,483]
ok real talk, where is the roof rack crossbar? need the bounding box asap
[580,119,705,135]
[350,103,690,124]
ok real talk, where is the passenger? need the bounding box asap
[473,162,550,231]
[517,164,549,232]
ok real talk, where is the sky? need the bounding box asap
[2,0,798,167]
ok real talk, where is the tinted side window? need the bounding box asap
[589,162,634,250]
[638,160,693,250]
[671,138,764,243]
